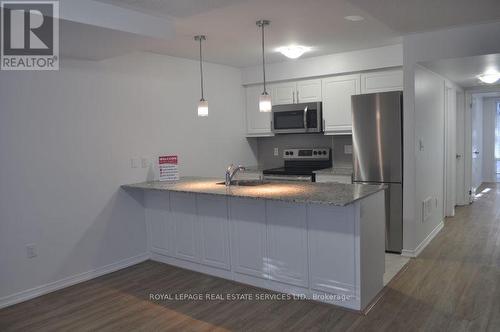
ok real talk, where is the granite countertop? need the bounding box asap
[314,163,354,176]
[122,176,385,207]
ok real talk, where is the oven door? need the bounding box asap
[272,102,322,134]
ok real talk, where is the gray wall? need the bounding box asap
[253,134,353,168]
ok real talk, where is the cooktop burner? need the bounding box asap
[262,147,332,179]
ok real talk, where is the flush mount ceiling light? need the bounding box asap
[257,19,272,113]
[478,69,500,84]
[344,15,364,22]
[277,45,311,59]
[195,35,208,117]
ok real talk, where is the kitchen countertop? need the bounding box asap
[122,176,385,207]
[314,163,354,176]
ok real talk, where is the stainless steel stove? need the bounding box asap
[263,148,332,182]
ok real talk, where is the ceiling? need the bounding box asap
[422,54,500,88]
[76,0,500,67]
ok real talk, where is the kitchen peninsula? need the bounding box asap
[123,177,386,311]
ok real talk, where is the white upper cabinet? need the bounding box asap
[296,79,322,103]
[271,79,322,105]
[360,69,403,94]
[321,74,361,135]
[270,82,296,105]
[245,84,273,137]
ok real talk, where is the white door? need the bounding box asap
[172,192,200,263]
[455,92,466,205]
[266,201,308,287]
[321,74,361,134]
[197,195,230,270]
[245,84,273,136]
[271,82,296,105]
[229,197,268,279]
[296,79,321,103]
[444,87,457,216]
[471,97,483,193]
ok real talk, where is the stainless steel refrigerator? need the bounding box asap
[351,91,403,253]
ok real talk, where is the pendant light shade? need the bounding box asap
[256,20,271,112]
[195,35,208,117]
[259,93,272,112]
[197,99,208,117]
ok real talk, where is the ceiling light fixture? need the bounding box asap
[478,69,500,84]
[344,15,364,22]
[256,19,271,113]
[195,35,208,117]
[277,45,311,59]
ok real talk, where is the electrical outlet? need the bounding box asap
[26,244,37,258]
[273,148,279,156]
[344,145,352,154]
[130,158,139,168]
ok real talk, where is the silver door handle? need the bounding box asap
[456,154,462,159]
[473,151,480,155]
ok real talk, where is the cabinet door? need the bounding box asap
[266,201,308,287]
[309,204,356,298]
[171,192,200,263]
[145,191,174,256]
[271,82,296,105]
[245,84,273,136]
[229,197,268,279]
[360,69,403,94]
[296,79,321,103]
[322,74,360,134]
[197,195,230,270]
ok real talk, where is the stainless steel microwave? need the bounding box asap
[272,102,322,134]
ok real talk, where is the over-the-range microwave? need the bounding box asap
[272,102,322,134]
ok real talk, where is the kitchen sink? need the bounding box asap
[216,180,270,186]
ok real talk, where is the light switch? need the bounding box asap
[273,148,279,156]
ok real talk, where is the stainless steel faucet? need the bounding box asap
[225,164,246,186]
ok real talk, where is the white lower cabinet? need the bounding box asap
[266,201,309,287]
[229,197,268,279]
[308,205,356,298]
[145,191,174,256]
[171,192,200,263]
[197,195,230,270]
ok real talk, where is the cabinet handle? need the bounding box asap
[296,90,299,103]
[292,91,295,104]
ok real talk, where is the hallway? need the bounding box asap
[1,185,500,331]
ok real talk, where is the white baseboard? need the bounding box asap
[402,221,444,258]
[0,252,150,309]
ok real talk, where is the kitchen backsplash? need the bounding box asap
[253,134,353,168]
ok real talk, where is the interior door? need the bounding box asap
[471,97,483,193]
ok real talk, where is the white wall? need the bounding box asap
[402,21,500,253]
[471,97,483,190]
[0,52,257,305]
[482,98,500,183]
[413,65,446,248]
[241,44,403,85]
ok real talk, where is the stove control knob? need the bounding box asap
[313,151,318,155]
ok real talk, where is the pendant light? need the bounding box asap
[256,20,271,112]
[195,35,208,117]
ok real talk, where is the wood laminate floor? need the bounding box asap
[2,183,500,331]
